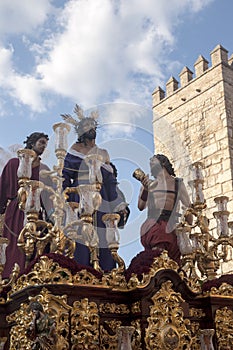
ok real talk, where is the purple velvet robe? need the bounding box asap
[0,158,51,278]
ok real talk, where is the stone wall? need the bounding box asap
[152,45,233,272]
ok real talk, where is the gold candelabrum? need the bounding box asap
[0,148,36,294]
[0,215,19,298]
[177,162,233,289]
[15,122,124,274]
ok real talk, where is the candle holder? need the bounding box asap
[0,236,9,274]
[53,122,71,175]
[0,337,7,350]
[63,202,83,241]
[117,326,135,350]
[213,196,230,238]
[199,329,215,350]
[189,162,206,208]
[17,148,36,210]
[17,149,36,179]
[53,122,70,151]
[84,154,103,185]
[102,213,125,271]
[24,180,44,213]
[77,184,102,271]
[0,235,19,299]
[78,184,102,217]
[17,180,55,264]
[176,225,193,256]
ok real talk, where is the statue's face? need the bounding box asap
[32,137,48,155]
[78,119,97,139]
[84,128,96,140]
[150,156,162,177]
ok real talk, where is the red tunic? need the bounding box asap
[0,158,51,278]
[140,218,180,264]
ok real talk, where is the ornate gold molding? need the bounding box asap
[100,320,121,350]
[131,319,142,350]
[215,307,233,349]
[8,252,180,298]
[124,251,179,291]
[99,302,130,314]
[71,298,99,349]
[207,282,233,297]
[102,268,128,289]
[189,308,206,318]
[189,322,201,349]
[7,288,70,350]
[131,301,141,313]
[7,303,32,349]
[9,256,73,296]
[145,281,192,349]
[73,269,101,285]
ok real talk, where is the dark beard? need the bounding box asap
[151,163,162,178]
[83,129,96,140]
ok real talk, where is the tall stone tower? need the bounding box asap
[152,44,233,232]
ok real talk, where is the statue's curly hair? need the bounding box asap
[155,154,176,176]
[23,132,49,149]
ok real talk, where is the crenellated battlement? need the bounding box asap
[152,44,233,106]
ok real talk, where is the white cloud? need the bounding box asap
[0,0,53,37]
[0,0,214,114]
[0,46,45,111]
[0,46,13,76]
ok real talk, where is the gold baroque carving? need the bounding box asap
[8,251,180,298]
[100,320,122,350]
[189,308,206,318]
[131,301,141,313]
[102,268,128,289]
[100,320,141,350]
[99,302,130,314]
[71,298,99,349]
[127,251,179,291]
[73,269,101,285]
[189,321,201,350]
[209,282,233,297]
[30,288,71,349]
[101,251,178,291]
[145,281,192,349]
[7,287,70,350]
[9,256,73,296]
[131,319,142,350]
[215,307,233,349]
[7,303,32,349]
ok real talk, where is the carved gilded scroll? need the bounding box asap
[71,298,99,349]
[215,307,233,349]
[145,281,192,349]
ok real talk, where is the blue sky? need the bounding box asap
[0,0,232,266]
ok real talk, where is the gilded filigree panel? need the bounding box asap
[145,281,192,349]
[100,320,121,350]
[7,288,70,350]
[71,298,99,349]
[215,306,233,349]
[99,302,130,314]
